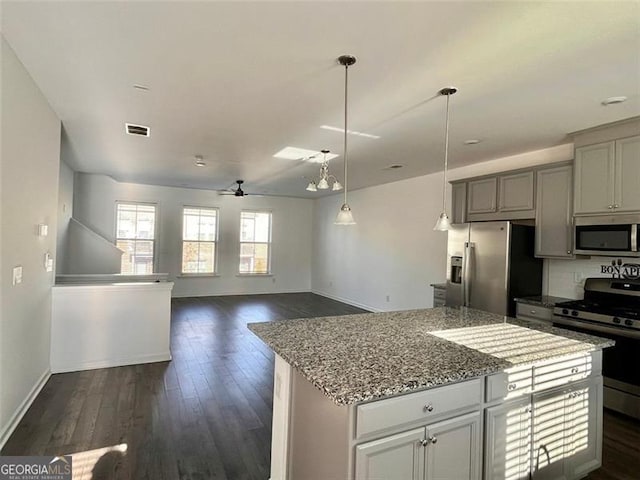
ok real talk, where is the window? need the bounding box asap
[115,203,156,274]
[182,207,218,274]
[239,211,271,274]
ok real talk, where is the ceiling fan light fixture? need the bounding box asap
[317,178,330,189]
[306,181,318,192]
[332,180,343,191]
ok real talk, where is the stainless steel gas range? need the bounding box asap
[553,277,640,419]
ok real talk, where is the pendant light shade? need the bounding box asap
[335,204,356,225]
[306,181,318,192]
[335,54,357,226]
[433,86,457,232]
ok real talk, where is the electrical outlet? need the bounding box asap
[12,266,23,285]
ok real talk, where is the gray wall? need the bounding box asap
[55,160,74,274]
[0,37,61,445]
[73,173,313,297]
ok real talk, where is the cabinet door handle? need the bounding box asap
[530,310,537,315]
[571,367,579,374]
[508,383,518,391]
[419,439,429,447]
[614,204,619,209]
[608,205,614,209]
[429,435,438,444]
[424,404,434,413]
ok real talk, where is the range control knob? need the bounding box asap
[571,310,579,317]
[625,319,634,327]
[562,309,569,315]
[613,317,622,324]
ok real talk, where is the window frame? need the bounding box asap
[239,209,272,275]
[114,201,158,275]
[180,205,220,276]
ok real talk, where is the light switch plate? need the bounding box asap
[45,252,54,272]
[13,266,23,285]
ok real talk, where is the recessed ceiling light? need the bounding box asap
[320,125,381,139]
[601,96,627,106]
[463,139,481,145]
[194,155,206,167]
[273,146,338,163]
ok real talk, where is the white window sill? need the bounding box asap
[236,273,273,277]
[177,274,220,278]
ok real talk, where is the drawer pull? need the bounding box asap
[508,383,517,391]
[424,404,434,413]
[530,310,536,315]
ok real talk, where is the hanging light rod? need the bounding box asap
[433,86,458,232]
[335,54,357,225]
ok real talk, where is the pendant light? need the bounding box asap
[335,55,357,225]
[305,150,343,192]
[433,87,458,231]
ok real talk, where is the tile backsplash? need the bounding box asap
[544,256,623,299]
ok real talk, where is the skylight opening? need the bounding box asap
[273,146,339,163]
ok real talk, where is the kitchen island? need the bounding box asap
[249,307,614,480]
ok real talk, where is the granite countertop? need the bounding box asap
[514,295,574,307]
[248,307,613,406]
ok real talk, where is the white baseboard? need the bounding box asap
[311,290,381,313]
[0,368,51,451]
[171,289,309,298]
[51,352,171,374]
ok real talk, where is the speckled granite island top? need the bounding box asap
[248,307,613,406]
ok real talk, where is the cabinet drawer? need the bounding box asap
[356,379,482,439]
[433,288,446,300]
[516,302,552,322]
[533,353,594,391]
[485,365,533,403]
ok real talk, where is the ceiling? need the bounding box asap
[2,1,639,198]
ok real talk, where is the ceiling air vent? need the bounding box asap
[125,123,150,137]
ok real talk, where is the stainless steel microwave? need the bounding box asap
[574,215,639,257]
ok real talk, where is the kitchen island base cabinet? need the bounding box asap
[355,412,481,480]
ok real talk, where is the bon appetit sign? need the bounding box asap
[601,259,640,280]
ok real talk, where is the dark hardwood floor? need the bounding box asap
[2,293,639,479]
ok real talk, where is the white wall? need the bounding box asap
[66,218,123,274]
[0,38,61,446]
[55,160,74,274]
[73,173,313,297]
[311,172,448,312]
[544,256,624,300]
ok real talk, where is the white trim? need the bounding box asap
[0,368,51,450]
[51,352,171,374]
[311,289,380,312]
[171,288,307,298]
[52,282,174,293]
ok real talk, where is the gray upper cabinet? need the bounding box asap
[467,178,497,215]
[535,165,573,258]
[574,135,640,215]
[451,183,467,224]
[614,135,640,213]
[574,142,615,214]
[499,171,535,212]
[464,171,535,221]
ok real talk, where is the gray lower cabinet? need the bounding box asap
[355,427,424,480]
[535,165,573,258]
[485,396,532,480]
[355,412,481,480]
[485,376,603,480]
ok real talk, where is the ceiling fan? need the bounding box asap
[218,180,259,197]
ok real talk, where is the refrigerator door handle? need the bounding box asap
[463,242,474,307]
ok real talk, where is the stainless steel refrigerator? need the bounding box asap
[446,221,543,317]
